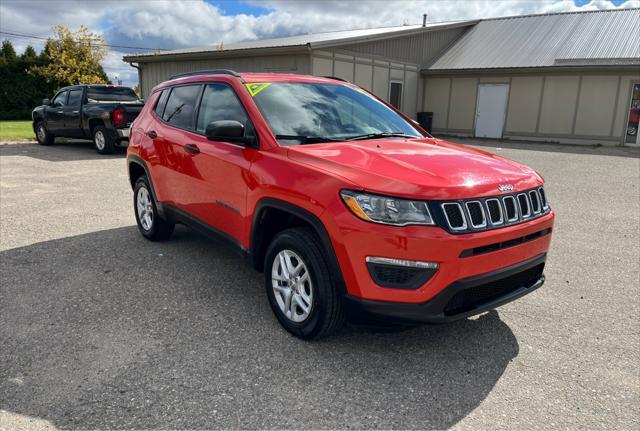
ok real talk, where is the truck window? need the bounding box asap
[86,87,139,102]
[162,85,201,129]
[51,91,68,107]
[67,90,83,108]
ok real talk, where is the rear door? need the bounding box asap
[152,84,203,208]
[46,90,68,134]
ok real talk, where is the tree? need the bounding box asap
[30,25,111,86]
[21,45,37,62]
[1,40,17,65]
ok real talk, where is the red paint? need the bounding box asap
[128,72,554,304]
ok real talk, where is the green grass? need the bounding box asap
[0,121,35,141]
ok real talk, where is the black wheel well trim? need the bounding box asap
[250,198,347,294]
[127,155,166,218]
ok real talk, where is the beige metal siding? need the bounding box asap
[505,76,543,133]
[423,70,640,145]
[423,78,450,129]
[538,76,580,135]
[139,54,311,97]
[334,60,354,81]
[404,70,419,119]
[339,26,469,65]
[574,75,619,136]
[354,62,373,90]
[447,78,477,130]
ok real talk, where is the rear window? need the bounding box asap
[86,87,139,102]
[162,85,201,129]
[154,90,169,117]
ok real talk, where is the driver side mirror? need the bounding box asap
[42,98,50,106]
[205,120,256,147]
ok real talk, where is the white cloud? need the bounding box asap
[1,0,638,86]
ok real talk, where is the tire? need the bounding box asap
[34,121,54,145]
[93,125,116,154]
[264,227,345,340]
[133,176,174,241]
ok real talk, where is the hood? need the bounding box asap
[287,137,542,200]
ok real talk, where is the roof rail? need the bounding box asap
[169,69,242,80]
[322,76,349,82]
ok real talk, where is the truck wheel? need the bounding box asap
[134,176,174,241]
[93,125,116,154]
[34,121,54,145]
[264,228,345,340]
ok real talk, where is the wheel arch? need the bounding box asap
[250,198,347,295]
[127,156,164,217]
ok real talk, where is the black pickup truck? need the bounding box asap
[32,85,144,154]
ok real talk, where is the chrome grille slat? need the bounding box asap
[438,186,549,233]
[441,203,467,231]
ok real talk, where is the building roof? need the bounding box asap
[429,8,640,71]
[123,20,475,62]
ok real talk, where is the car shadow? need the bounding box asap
[0,139,126,162]
[0,226,518,429]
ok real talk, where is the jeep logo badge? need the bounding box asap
[498,184,515,192]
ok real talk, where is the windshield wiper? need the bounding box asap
[345,132,417,141]
[275,135,344,144]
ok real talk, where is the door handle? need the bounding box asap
[57,111,63,114]
[184,143,200,154]
[145,130,157,139]
[72,110,79,114]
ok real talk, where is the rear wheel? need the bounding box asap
[134,176,174,241]
[34,121,54,145]
[264,228,345,339]
[93,125,116,154]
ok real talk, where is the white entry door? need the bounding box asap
[475,84,510,139]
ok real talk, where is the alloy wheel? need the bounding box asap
[271,249,313,322]
[136,186,154,231]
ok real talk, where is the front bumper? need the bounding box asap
[343,253,546,323]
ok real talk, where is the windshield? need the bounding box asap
[249,82,423,145]
[86,87,139,102]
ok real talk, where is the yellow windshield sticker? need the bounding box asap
[245,83,271,97]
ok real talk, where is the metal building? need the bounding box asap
[124,8,640,146]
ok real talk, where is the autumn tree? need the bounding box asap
[30,25,110,86]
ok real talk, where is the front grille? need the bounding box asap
[442,203,466,230]
[529,190,541,214]
[434,187,550,234]
[485,199,503,225]
[443,263,544,315]
[517,193,531,218]
[459,228,552,257]
[465,201,486,228]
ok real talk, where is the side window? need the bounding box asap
[162,85,201,129]
[196,83,249,133]
[52,91,68,107]
[154,89,169,117]
[389,81,403,109]
[67,89,83,108]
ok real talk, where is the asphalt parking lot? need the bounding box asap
[1,138,638,429]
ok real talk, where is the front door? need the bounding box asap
[183,82,255,241]
[46,90,68,134]
[624,82,640,147]
[475,84,510,139]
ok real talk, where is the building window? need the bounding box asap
[389,81,403,109]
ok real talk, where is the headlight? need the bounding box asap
[340,190,435,226]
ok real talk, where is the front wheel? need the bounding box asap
[34,121,54,145]
[264,228,345,340]
[133,176,174,241]
[93,125,116,154]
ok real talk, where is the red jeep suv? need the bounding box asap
[127,70,554,339]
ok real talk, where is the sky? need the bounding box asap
[0,0,638,87]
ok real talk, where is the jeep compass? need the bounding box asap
[127,70,554,339]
